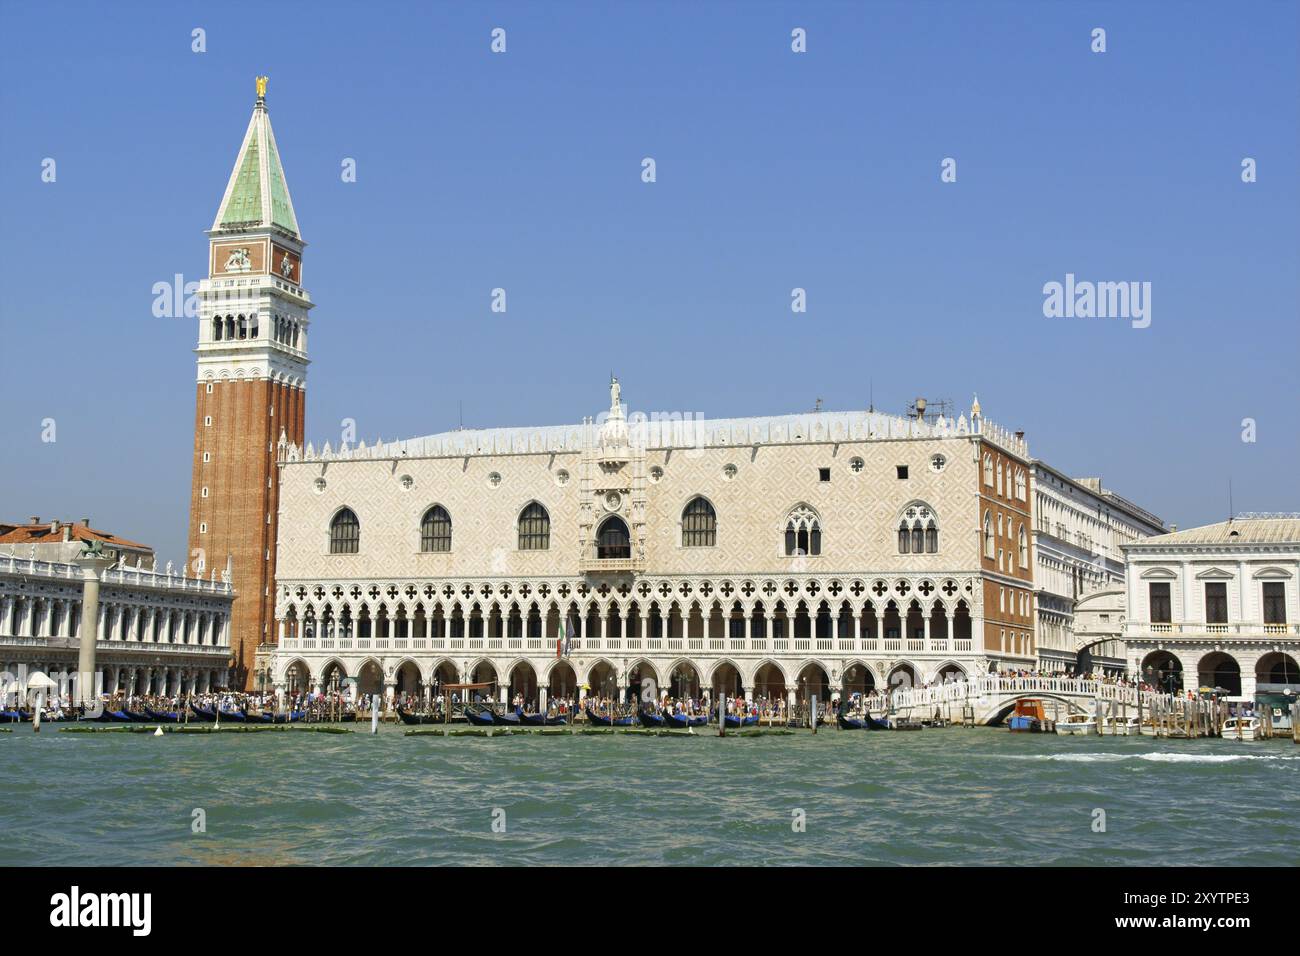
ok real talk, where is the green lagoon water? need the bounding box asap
[3,725,1297,866]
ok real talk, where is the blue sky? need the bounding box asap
[1,0,1296,565]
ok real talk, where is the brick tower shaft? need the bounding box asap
[187,76,311,689]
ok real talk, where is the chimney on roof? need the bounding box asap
[29,516,40,525]
[81,517,90,527]
[62,523,71,542]
[1014,430,1025,440]
[50,519,60,534]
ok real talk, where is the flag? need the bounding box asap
[564,614,575,656]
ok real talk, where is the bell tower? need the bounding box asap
[187,76,311,688]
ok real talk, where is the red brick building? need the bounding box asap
[187,78,311,688]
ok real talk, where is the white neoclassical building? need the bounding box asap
[266,382,1042,708]
[1121,515,1300,696]
[1029,464,1165,673]
[0,529,235,701]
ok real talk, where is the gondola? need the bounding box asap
[218,708,247,723]
[637,709,665,728]
[584,707,634,727]
[188,703,217,722]
[396,706,441,726]
[0,709,26,723]
[722,713,759,729]
[545,713,570,726]
[491,708,521,726]
[124,710,152,723]
[462,706,496,727]
[519,712,549,727]
[662,712,709,729]
[837,712,869,730]
[144,707,183,723]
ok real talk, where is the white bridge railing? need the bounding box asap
[867,676,1173,715]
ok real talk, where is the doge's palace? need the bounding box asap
[266,377,1039,709]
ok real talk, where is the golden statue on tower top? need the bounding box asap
[256,75,269,98]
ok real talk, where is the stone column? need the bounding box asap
[73,555,115,706]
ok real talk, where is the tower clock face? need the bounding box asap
[603,491,623,512]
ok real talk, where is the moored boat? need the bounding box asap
[189,703,217,722]
[638,709,665,728]
[144,707,183,723]
[1007,699,1046,733]
[837,712,868,730]
[396,706,440,726]
[491,708,521,726]
[585,707,633,727]
[519,712,549,727]
[462,706,495,727]
[1221,716,1259,741]
[1055,713,1097,736]
[0,709,26,723]
[1102,715,1140,736]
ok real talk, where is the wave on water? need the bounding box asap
[994,752,1300,764]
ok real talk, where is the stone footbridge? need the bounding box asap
[868,676,1175,725]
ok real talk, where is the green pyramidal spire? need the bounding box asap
[211,76,301,238]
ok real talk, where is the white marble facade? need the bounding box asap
[1030,464,1166,672]
[1122,516,1300,696]
[266,386,1033,705]
[0,552,234,701]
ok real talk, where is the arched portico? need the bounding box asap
[1197,651,1241,696]
[318,659,348,693]
[709,659,742,698]
[887,662,919,694]
[394,659,421,696]
[509,659,538,707]
[357,658,384,697]
[1140,650,1183,693]
[667,659,701,699]
[841,660,877,696]
[547,659,577,700]
[795,661,831,704]
[1256,651,1300,690]
[750,661,786,704]
[932,660,967,684]
[279,655,309,691]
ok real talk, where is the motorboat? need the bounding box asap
[1221,716,1259,741]
[1102,715,1141,736]
[1055,712,1098,736]
[1007,699,1046,733]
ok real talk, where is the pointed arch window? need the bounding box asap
[681,497,717,547]
[420,506,452,552]
[1017,524,1028,567]
[329,508,359,554]
[983,454,994,487]
[983,511,994,559]
[784,505,821,556]
[597,516,631,559]
[897,504,939,554]
[518,503,550,551]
